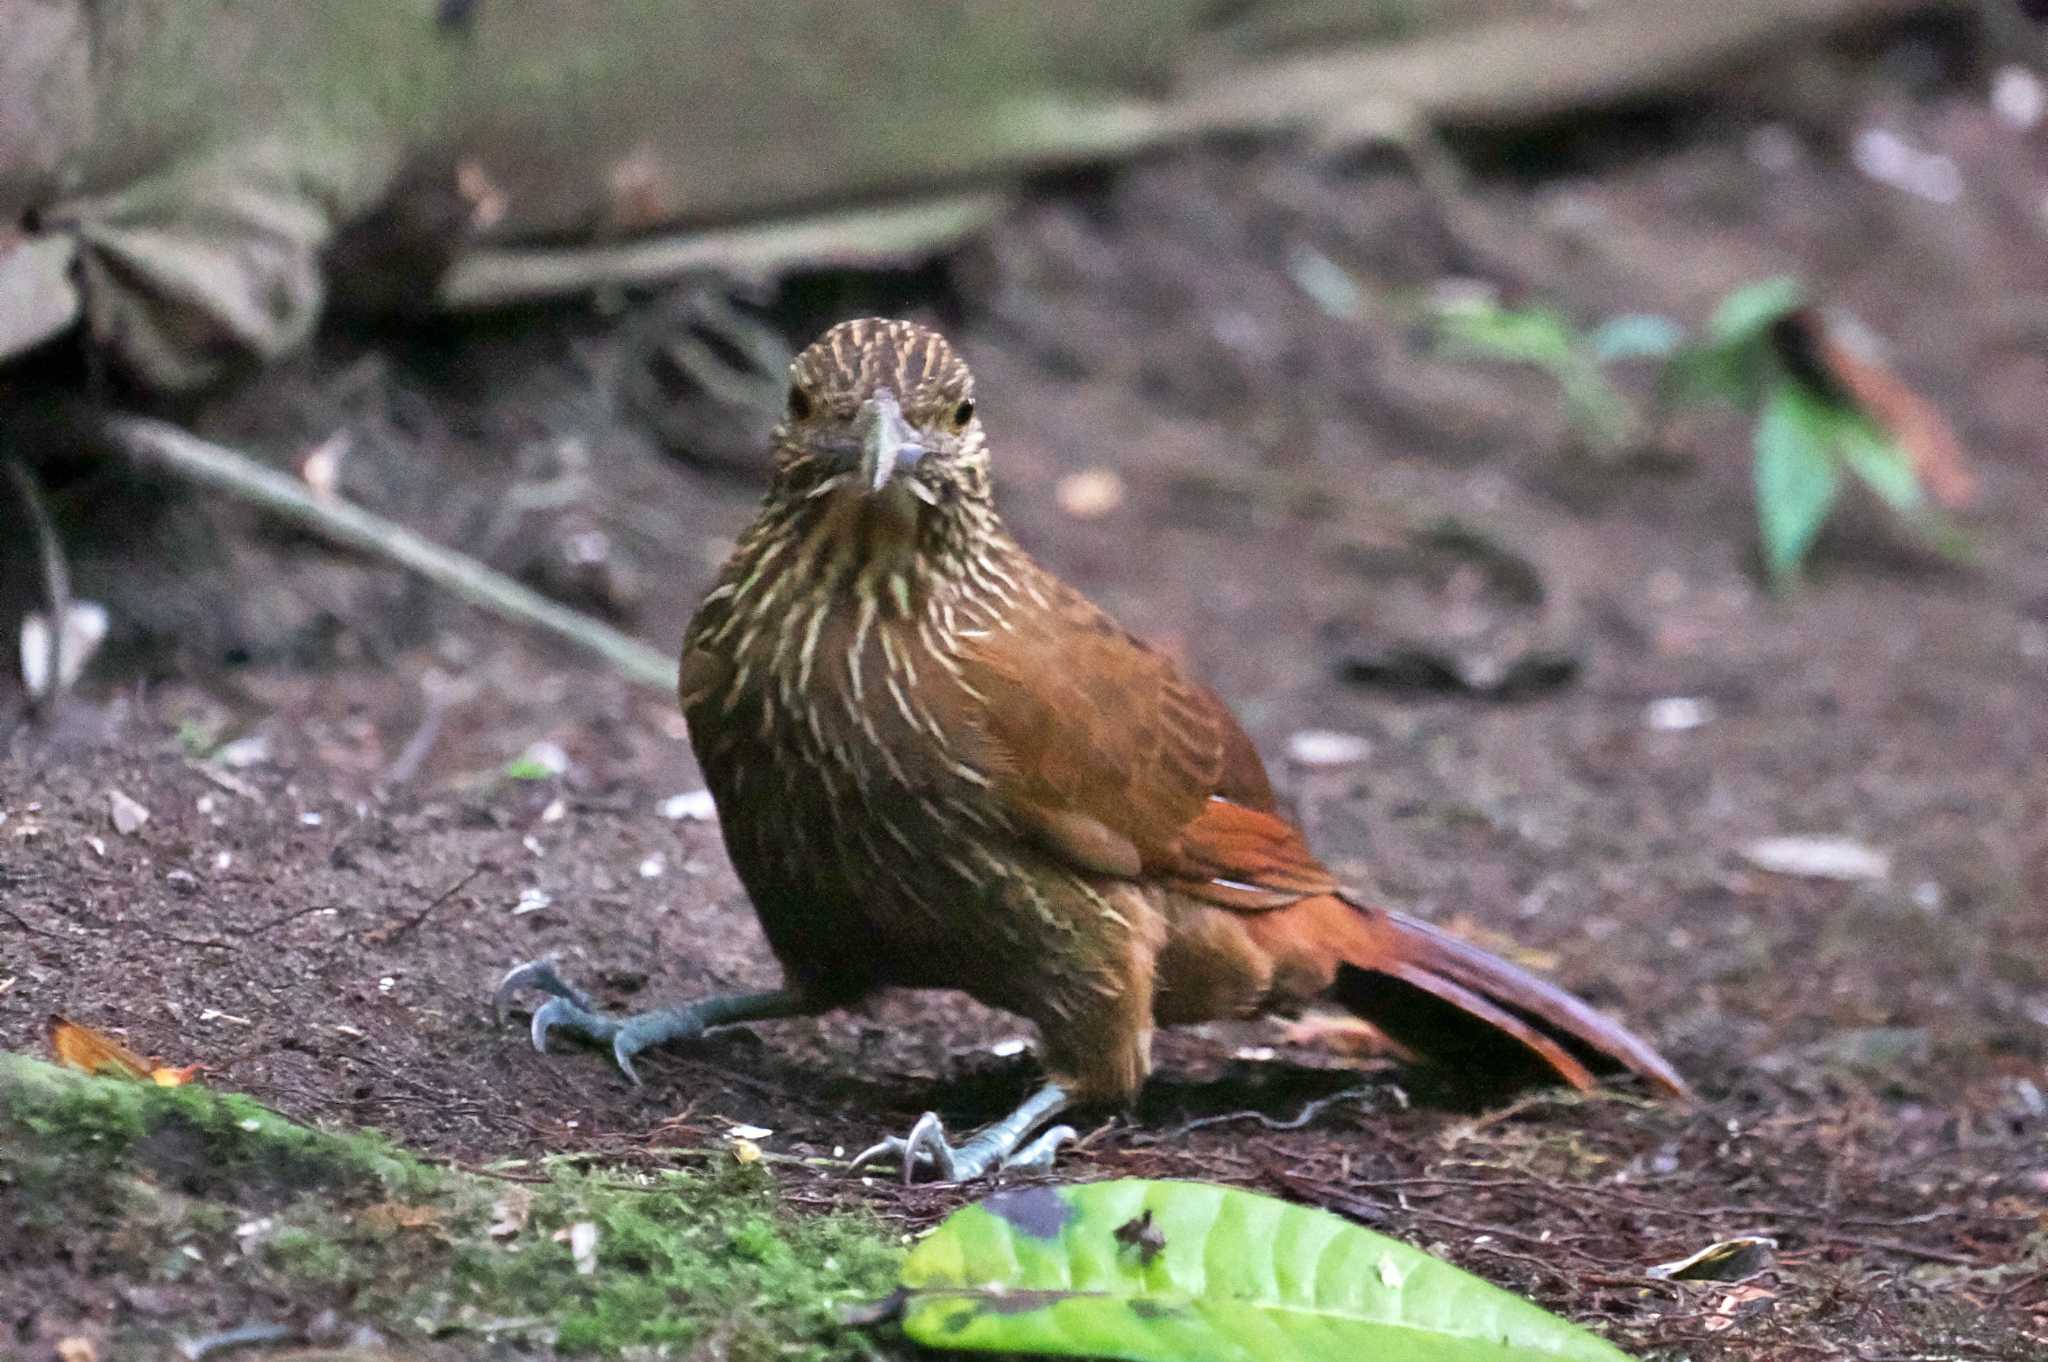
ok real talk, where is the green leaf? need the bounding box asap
[1659,340,1762,410]
[1706,276,1805,345]
[1558,369,1640,455]
[1835,420,1923,513]
[502,756,554,781]
[897,1179,1634,1361]
[1754,382,1843,588]
[1588,313,1684,364]
[1661,278,1806,415]
[1434,302,1579,371]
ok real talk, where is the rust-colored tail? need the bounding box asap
[1267,893,1688,1097]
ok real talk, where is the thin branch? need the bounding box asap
[378,677,462,790]
[101,416,676,693]
[367,862,489,945]
[438,192,1003,308]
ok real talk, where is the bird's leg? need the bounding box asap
[493,959,814,1086]
[850,1081,1075,1185]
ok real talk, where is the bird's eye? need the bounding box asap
[950,399,975,429]
[786,385,813,420]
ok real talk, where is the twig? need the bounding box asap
[1819,1232,1984,1267]
[368,862,488,944]
[0,903,60,937]
[176,1321,297,1360]
[102,415,677,692]
[3,455,74,713]
[127,922,237,952]
[231,901,342,937]
[1151,1084,1378,1140]
[379,680,459,789]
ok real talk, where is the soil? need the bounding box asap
[3,21,2046,1361]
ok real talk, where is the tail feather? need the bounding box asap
[1323,894,1688,1098]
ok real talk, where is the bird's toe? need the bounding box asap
[1002,1122,1076,1173]
[493,958,601,1026]
[850,1111,965,1185]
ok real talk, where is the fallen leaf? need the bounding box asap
[1647,1235,1778,1282]
[212,734,271,768]
[1701,1281,1778,1332]
[1285,729,1371,769]
[891,1180,1632,1361]
[731,1138,763,1165]
[299,429,351,500]
[48,1015,200,1086]
[1643,696,1714,731]
[1056,468,1125,519]
[56,1337,97,1362]
[108,789,151,835]
[488,1189,534,1239]
[1742,835,1890,882]
[555,1220,600,1275]
[658,789,718,821]
[457,156,510,231]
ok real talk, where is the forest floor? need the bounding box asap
[3,25,2046,1361]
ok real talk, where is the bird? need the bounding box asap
[496,317,1687,1181]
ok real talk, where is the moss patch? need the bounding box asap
[0,1055,903,1358]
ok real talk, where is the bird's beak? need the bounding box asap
[855,389,925,495]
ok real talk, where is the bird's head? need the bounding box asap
[771,318,989,518]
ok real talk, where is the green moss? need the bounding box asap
[436,1161,900,1358]
[1,1053,432,1208]
[1,1055,905,1359]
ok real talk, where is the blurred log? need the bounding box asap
[0,0,1962,387]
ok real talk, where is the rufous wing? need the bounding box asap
[957,579,1334,909]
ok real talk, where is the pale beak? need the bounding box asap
[855,389,925,495]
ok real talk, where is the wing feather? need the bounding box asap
[959,582,1333,909]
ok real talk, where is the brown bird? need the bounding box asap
[497,318,1686,1180]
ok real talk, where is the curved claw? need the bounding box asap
[611,1033,645,1087]
[499,959,641,1083]
[1007,1123,1078,1172]
[850,1111,960,1185]
[848,1108,1076,1185]
[530,995,618,1053]
[493,958,597,1025]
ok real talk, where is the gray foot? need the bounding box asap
[850,1082,1074,1184]
[493,959,804,1086]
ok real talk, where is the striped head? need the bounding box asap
[773,319,991,513]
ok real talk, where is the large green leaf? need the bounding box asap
[898,1179,1634,1361]
[1754,381,1843,588]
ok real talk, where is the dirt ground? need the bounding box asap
[4,20,2047,1362]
